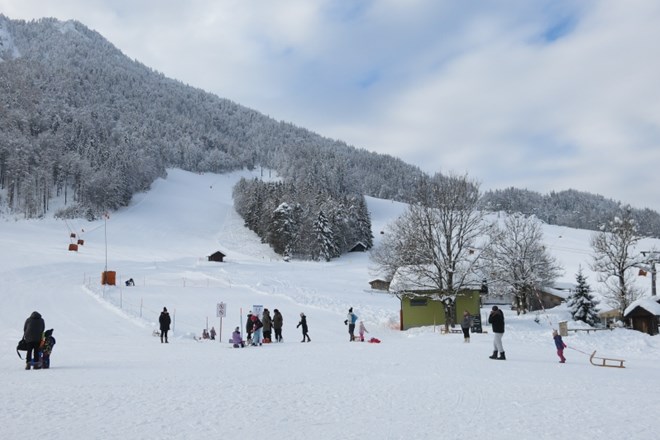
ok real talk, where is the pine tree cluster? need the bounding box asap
[233,178,373,260]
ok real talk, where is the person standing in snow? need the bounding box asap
[246,311,254,345]
[273,309,283,342]
[210,326,216,340]
[23,311,45,370]
[41,329,56,369]
[488,306,505,360]
[297,312,310,342]
[251,314,263,346]
[159,307,171,343]
[262,308,272,343]
[358,320,369,342]
[461,311,473,343]
[345,307,358,341]
[553,329,567,363]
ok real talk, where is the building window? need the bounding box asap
[410,298,428,307]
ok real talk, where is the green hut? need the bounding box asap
[390,265,482,330]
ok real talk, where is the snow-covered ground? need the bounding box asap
[1,169,659,440]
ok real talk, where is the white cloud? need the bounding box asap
[3,0,660,211]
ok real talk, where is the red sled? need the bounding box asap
[368,337,381,343]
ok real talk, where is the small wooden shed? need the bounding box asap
[207,251,226,262]
[528,284,572,311]
[624,297,660,336]
[369,279,391,291]
[349,242,367,252]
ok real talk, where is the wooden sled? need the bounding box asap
[589,350,625,368]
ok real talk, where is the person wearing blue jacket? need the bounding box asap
[345,308,358,341]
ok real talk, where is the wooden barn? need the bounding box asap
[349,242,368,252]
[527,283,573,312]
[207,251,226,262]
[624,297,660,336]
[369,279,391,291]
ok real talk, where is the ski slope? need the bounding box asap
[1,169,659,440]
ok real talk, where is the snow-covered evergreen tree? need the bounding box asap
[269,202,296,258]
[567,267,600,326]
[312,210,337,262]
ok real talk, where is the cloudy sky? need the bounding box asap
[3,0,660,211]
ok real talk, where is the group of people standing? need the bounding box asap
[244,308,284,346]
[345,307,368,342]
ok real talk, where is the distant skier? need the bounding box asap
[553,329,567,363]
[159,307,171,343]
[297,312,310,342]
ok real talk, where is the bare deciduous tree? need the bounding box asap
[590,207,644,317]
[480,214,563,314]
[371,173,491,328]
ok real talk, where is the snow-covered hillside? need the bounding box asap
[1,169,659,440]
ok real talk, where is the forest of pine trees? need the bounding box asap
[233,178,373,260]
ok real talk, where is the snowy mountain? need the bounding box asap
[1,169,658,440]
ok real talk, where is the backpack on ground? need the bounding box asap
[16,338,28,359]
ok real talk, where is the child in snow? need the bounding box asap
[461,311,473,343]
[40,329,56,369]
[231,327,245,348]
[358,320,369,342]
[553,329,567,363]
[297,312,310,342]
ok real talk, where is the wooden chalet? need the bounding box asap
[624,297,660,336]
[207,251,226,262]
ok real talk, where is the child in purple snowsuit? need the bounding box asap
[231,327,245,348]
[553,329,567,363]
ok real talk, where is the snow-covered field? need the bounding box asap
[1,169,659,440]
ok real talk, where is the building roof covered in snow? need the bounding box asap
[624,296,660,317]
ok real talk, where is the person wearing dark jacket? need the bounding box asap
[159,307,171,343]
[23,311,45,370]
[460,311,473,343]
[273,309,284,342]
[262,309,272,343]
[488,306,505,360]
[246,311,254,345]
[297,312,310,342]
